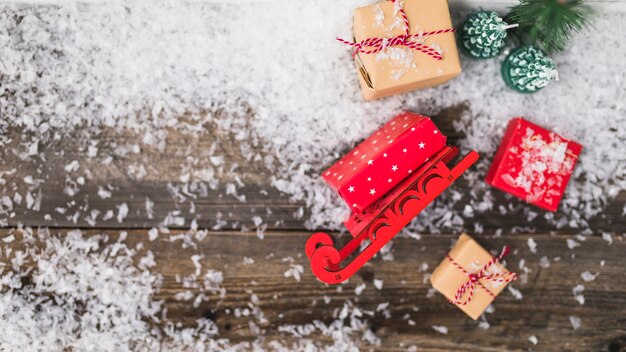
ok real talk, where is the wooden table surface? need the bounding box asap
[1,106,625,351]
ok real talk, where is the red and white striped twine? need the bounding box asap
[336,0,454,61]
[446,245,518,306]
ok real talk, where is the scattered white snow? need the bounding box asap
[148,227,159,241]
[508,285,523,300]
[580,271,598,282]
[117,203,129,223]
[539,256,551,268]
[97,187,112,199]
[572,284,585,305]
[0,2,622,350]
[354,283,367,295]
[64,160,80,173]
[478,320,490,330]
[569,316,582,330]
[566,239,581,250]
[431,325,449,334]
[0,228,383,350]
[0,2,623,233]
[527,237,537,254]
[0,229,226,350]
[283,264,304,283]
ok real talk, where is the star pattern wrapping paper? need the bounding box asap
[323,112,447,213]
[486,118,582,212]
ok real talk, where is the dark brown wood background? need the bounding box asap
[1,106,625,351]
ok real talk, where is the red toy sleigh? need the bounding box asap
[305,146,479,284]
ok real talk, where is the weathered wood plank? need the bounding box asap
[3,228,623,351]
[2,111,624,234]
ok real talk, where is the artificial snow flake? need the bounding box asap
[431,325,448,334]
[527,237,537,254]
[567,239,581,249]
[580,271,598,282]
[148,228,159,241]
[64,160,80,173]
[539,256,551,268]
[569,316,582,330]
[117,203,129,223]
[572,284,585,305]
[102,210,114,221]
[98,187,112,199]
[355,283,366,295]
[284,264,304,282]
[508,285,523,300]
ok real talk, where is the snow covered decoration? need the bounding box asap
[501,45,558,93]
[486,118,582,212]
[459,11,517,59]
[338,0,461,99]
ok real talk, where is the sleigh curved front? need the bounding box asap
[306,148,480,284]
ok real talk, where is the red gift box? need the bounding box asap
[322,112,447,213]
[485,118,582,212]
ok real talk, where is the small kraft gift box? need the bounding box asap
[322,111,446,213]
[430,233,518,320]
[338,0,462,100]
[485,117,582,212]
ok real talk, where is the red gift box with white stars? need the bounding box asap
[322,111,447,213]
[485,118,582,212]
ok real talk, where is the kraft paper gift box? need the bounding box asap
[346,0,462,100]
[322,111,446,213]
[485,118,582,212]
[430,233,517,320]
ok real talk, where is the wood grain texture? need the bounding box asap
[2,105,624,350]
[2,105,624,234]
[3,228,623,351]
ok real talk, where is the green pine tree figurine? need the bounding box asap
[460,11,518,59]
[501,45,558,93]
[507,0,591,53]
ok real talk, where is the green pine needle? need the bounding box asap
[508,0,592,53]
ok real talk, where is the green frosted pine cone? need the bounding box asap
[460,11,511,59]
[501,45,558,93]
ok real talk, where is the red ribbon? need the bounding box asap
[337,0,454,60]
[446,245,518,306]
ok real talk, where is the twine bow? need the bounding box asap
[336,0,455,61]
[446,245,518,306]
